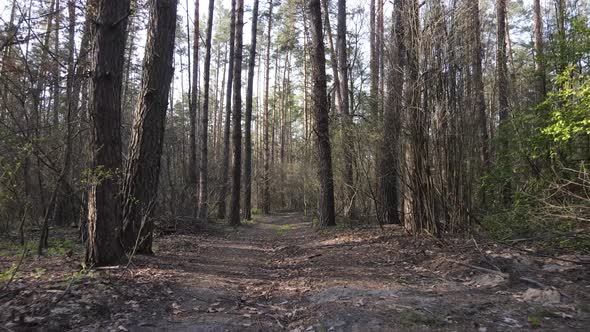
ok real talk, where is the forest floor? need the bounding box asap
[1,212,590,331]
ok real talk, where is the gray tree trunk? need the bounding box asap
[121,0,178,254]
[86,0,131,266]
[309,0,336,227]
[228,0,244,226]
[243,0,259,221]
[197,0,215,219]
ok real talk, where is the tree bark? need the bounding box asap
[243,0,259,221]
[262,0,273,215]
[309,0,336,227]
[533,0,546,101]
[121,0,178,254]
[322,0,342,109]
[197,0,215,219]
[86,0,131,266]
[188,0,199,215]
[228,0,244,226]
[53,0,79,227]
[51,0,61,128]
[218,0,237,219]
[496,0,509,123]
[369,0,378,118]
[496,0,512,205]
[378,0,404,226]
[471,0,489,184]
[337,0,356,219]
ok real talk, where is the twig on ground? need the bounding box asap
[446,259,509,278]
[52,273,80,306]
[505,245,590,265]
[94,265,123,270]
[2,247,29,292]
[519,277,547,289]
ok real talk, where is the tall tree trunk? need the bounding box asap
[121,0,178,254]
[378,0,404,226]
[218,0,237,219]
[309,0,336,227]
[188,0,200,215]
[262,0,273,215]
[497,0,509,123]
[405,0,438,234]
[322,0,342,108]
[496,0,512,205]
[337,0,356,219]
[0,0,17,123]
[32,0,58,221]
[533,0,546,101]
[228,0,244,226]
[52,0,78,227]
[369,0,378,118]
[470,0,489,184]
[377,0,384,115]
[212,45,221,152]
[243,0,259,221]
[197,0,215,219]
[556,0,566,71]
[51,0,61,128]
[85,0,131,266]
[217,43,228,158]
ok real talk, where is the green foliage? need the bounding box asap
[0,239,77,257]
[541,67,590,146]
[241,219,257,226]
[66,267,93,284]
[0,264,17,283]
[528,315,542,328]
[274,223,293,236]
[46,239,76,256]
[399,310,445,328]
[0,241,36,257]
[80,165,121,188]
[547,15,590,72]
[483,63,590,250]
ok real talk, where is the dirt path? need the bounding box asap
[2,213,589,331]
[130,213,589,331]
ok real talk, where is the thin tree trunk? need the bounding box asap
[556,0,566,71]
[309,0,336,227]
[243,0,259,221]
[377,0,384,115]
[52,0,78,227]
[322,0,342,108]
[470,0,490,195]
[33,0,58,221]
[262,0,273,214]
[496,0,512,205]
[369,0,378,118]
[197,0,215,219]
[533,0,546,100]
[188,0,199,215]
[228,0,244,226]
[51,0,61,128]
[337,0,356,219]
[218,0,237,219]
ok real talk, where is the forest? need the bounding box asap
[0,0,589,330]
